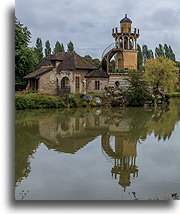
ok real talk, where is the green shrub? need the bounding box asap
[126,70,149,106]
[15,94,65,109]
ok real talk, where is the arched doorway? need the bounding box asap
[61,77,70,93]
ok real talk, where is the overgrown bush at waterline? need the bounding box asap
[15,94,65,110]
[126,70,150,106]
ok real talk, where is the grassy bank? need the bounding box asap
[165,92,180,97]
[15,93,103,110]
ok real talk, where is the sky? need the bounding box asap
[15,0,180,60]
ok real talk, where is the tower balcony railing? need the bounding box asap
[112,27,140,36]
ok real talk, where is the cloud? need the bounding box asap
[15,0,180,60]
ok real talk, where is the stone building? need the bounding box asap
[24,14,140,94]
[25,52,98,94]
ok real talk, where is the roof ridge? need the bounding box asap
[73,51,77,68]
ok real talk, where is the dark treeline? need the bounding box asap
[137,44,176,70]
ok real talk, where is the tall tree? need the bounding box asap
[168,45,176,61]
[137,44,143,69]
[142,44,149,64]
[164,44,170,59]
[45,40,51,56]
[144,56,179,91]
[148,49,154,59]
[53,41,62,53]
[15,18,38,83]
[155,44,164,57]
[35,38,43,62]
[67,41,74,52]
[159,44,165,57]
[61,44,65,52]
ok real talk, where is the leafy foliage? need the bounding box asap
[45,40,51,56]
[53,41,65,53]
[34,38,43,62]
[126,70,149,106]
[137,44,143,69]
[83,55,101,69]
[15,18,39,83]
[144,56,179,91]
[142,44,154,64]
[67,41,74,52]
[15,94,65,109]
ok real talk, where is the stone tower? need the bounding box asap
[112,14,140,71]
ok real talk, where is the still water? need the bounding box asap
[15,98,180,200]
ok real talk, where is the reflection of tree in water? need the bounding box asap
[15,120,40,185]
[147,98,180,141]
[15,98,180,190]
[101,99,180,191]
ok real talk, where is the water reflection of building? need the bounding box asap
[102,134,138,191]
[15,99,180,188]
[35,109,140,191]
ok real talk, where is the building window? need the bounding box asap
[61,77,69,89]
[115,81,120,87]
[95,80,100,90]
[51,60,56,66]
[75,76,80,89]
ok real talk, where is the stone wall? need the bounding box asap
[38,69,57,95]
[108,74,129,90]
[57,70,88,94]
[86,78,109,93]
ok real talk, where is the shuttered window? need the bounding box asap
[75,77,80,89]
[95,81,100,90]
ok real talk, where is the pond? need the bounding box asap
[15,98,180,200]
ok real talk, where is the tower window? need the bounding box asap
[95,81,100,90]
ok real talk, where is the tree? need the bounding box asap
[126,70,149,106]
[148,49,154,59]
[144,56,179,91]
[164,44,170,59]
[137,44,143,69]
[155,44,164,58]
[35,38,43,62]
[45,40,51,56]
[168,45,176,61]
[61,44,65,52]
[83,55,101,69]
[67,41,74,52]
[15,17,31,50]
[142,44,149,64]
[15,18,38,83]
[53,41,65,53]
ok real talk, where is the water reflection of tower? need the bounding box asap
[102,135,138,191]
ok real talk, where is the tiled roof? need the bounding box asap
[57,52,96,71]
[85,70,109,78]
[24,67,53,79]
[24,52,96,79]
